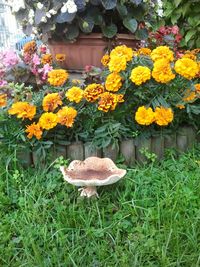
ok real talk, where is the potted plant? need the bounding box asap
[12,0,161,70]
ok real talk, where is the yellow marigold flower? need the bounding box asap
[137,48,152,56]
[55,54,66,62]
[105,72,122,92]
[114,94,124,103]
[0,94,7,107]
[42,93,62,112]
[84,83,104,102]
[195,84,200,94]
[154,107,174,126]
[110,45,133,62]
[41,54,53,65]
[23,41,37,55]
[135,106,155,126]
[39,112,58,130]
[8,102,36,120]
[152,59,175,83]
[183,90,196,102]
[66,86,84,103]
[130,66,151,86]
[57,106,77,128]
[108,55,127,73]
[101,54,110,67]
[151,46,174,62]
[174,58,199,79]
[25,122,43,140]
[176,104,185,109]
[48,69,68,87]
[72,79,81,85]
[98,92,117,112]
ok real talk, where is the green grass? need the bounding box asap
[1,149,200,267]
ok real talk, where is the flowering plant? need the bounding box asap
[0,41,66,88]
[1,44,200,153]
[12,0,161,42]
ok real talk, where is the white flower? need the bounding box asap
[37,2,44,9]
[157,0,163,8]
[49,9,57,15]
[61,4,67,13]
[157,9,163,17]
[29,18,34,25]
[41,16,47,23]
[12,0,25,12]
[46,12,51,18]
[61,0,77,14]
[28,9,34,18]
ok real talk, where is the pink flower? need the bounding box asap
[38,64,53,81]
[32,54,40,66]
[39,45,47,54]
[2,50,19,67]
[0,80,8,87]
[171,25,179,35]
[85,65,93,72]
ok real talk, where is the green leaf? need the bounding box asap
[123,18,138,33]
[66,24,79,40]
[195,37,200,47]
[101,0,117,10]
[101,23,117,38]
[117,3,128,17]
[174,0,182,7]
[135,28,148,40]
[79,16,94,33]
[185,29,196,43]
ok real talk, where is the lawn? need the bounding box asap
[1,148,200,267]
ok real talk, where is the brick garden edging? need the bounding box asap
[18,126,198,167]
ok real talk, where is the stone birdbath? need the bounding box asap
[60,157,126,198]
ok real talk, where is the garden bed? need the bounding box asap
[18,126,198,167]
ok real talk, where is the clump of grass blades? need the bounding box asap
[0,147,200,266]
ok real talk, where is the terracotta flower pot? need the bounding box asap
[48,33,139,71]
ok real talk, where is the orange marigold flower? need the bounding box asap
[0,94,7,107]
[55,54,66,62]
[84,83,104,102]
[105,72,122,92]
[23,41,37,55]
[57,106,77,128]
[39,112,58,130]
[8,102,36,120]
[101,54,110,67]
[41,54,53,65]
[135,106,155,126]
[154,107,174,126]
[152,59,175,83]
[182,52,196,61]
[48,69,69,87]
[108,55,127,73]
[195,84,200,95]
[110,45,133,62]
[114,94,124,103]
[42,93,62,112]
[183,90,196,102]
[98,92,118,112]
[151,46,174,62]
[137,47,152,56]
[130,66,151,85]
[174,58,199,79]
[66,86,84,103]
[25,122,43,140]
[176,104,185,109]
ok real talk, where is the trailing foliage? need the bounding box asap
[12,0,161,41]
[163,0,200,48]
